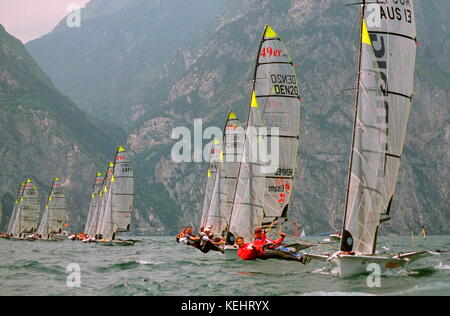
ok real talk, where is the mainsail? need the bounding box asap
[37,178,67,239]
[201,112,245,236]
[7,181,26,235]
[228,25,301,242]
[99,146,134,240]
[12,179,41,237]
[341,0,417,254]
[200,138,222,231]
[218,112,244,235]
[84,172,103,235]
[95,163,115,236]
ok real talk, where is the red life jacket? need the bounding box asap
[238,242,260,260]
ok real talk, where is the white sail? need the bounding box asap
[111,146,134,234]
[95,162,114,236]
[99,146,134,240]
[254,25,301,231]
[228,25,301,243]
[7,181,26,235]
[218,112,244,235]
[38,178,66,239]
[200,138,222,230]
[13,179,40,237]
[341,1,416,255]
[84,172,103,235]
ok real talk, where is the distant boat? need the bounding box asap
[84,171,104,237]
[4,181,26,238]
[200,111,244,238]
[96,146,135,246]
[306,0,437,277]
[199,137,223,234]
[225,25,302,256]
[37,177,67,240]
[8,179,41,239]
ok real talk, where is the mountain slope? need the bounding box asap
[0,25,121,232]
[25,0,450,235]
[26,0,226,126]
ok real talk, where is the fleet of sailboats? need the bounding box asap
[1,0,441,280]
[78,146,135,245]
[200,111,244,238]
[2,146,134,245]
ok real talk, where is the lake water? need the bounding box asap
[0,235,449,296]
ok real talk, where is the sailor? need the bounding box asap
[237,229,308,263]
[253,227,285,249]
[199,226,225,253]
[236,236,261,260]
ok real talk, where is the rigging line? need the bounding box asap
[283,234,340,250]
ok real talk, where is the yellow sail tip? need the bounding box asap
[97,172,102,176]
[111,175,115,183]
[49,196,52,201]
[362,19,372,46]
[251,91,259,108]
[213,138,220,145]
[54,177,59,181]
[207,169,211,178]
[26,179,31,183]
[92,193,95,198]
[118,146,125,152]
[265,25,278,38]
[228,111,238,120]
[109,162,114,167]
[219,151,224,161]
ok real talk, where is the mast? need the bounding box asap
[340,1,366,252]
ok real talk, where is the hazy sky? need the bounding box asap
[0,0,90,43]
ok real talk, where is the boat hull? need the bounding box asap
[332,254,407,278]
[223,245,239,259]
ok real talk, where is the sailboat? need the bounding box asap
[37,177,67,241]
[199,137,223,233]
[306,0,437,277]
[83,171,104,238]
[224,25,302,257]
[4,181,26,239]
[8,179,41,239]
[200,111,244,238]
[96,146,135,246]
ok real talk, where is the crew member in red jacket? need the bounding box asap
[252,228,285,250]
[237,228,308,263]
[236,236,262,260]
